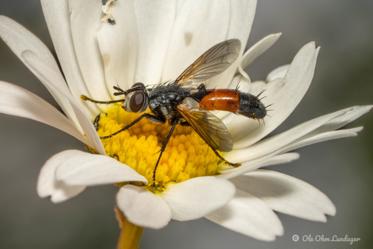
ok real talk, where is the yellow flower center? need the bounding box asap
[96,104,226,191]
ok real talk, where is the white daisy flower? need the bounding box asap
[0,0,371,246]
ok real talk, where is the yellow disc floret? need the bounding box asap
[96,104,225,190]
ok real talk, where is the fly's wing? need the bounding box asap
[177,98,233,152]
[175,39,241,86]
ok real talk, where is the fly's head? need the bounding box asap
[114,82,149,113]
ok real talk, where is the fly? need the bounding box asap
[81,39,267,183]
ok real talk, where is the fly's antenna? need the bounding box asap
[113,85,126,96]
[113,84,146,96]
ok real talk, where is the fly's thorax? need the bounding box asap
[148,84,190,120]
[148,84,189,103]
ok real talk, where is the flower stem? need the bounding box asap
[115,208,143,249]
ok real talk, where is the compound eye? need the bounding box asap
[125,91,147,112]
[132,82,145,89]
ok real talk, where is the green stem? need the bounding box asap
[115,208,143,249]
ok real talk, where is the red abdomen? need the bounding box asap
[199,89,240,113]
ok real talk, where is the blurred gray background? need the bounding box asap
[0,0,372,249]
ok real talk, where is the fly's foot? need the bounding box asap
[148,181,166,193]
[93,114,101,131]
[225,160,241,168]
[213,150,240,168]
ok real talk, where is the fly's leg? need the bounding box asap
[93,114,101,131]
[101,113,164,139]
[180,121,240,167]
[152,121,178,184]
[179,120,190,126]
[210,147,240,167]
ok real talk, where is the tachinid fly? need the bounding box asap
[81,39,267,182]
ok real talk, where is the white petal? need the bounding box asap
[234,170,336,221]
[211,0,257,88]
[55,150,146,186]
[37,150,86,203]
[220,153,300,179]
[234,42,320,148]
[162,0,256,88]
[68,0,110,101]
[0,81,85,143]
[226,0,257,47]
[162,177,235,221]
[312,105,372,132]
[162,1,229,82]
[0,16,58,71]
[238,33,282,80]
[241,33,282,67]
[117,185,171,229]
[132,0,177,85]
[0,15,86,126]
[206,190,283,241]
[22,51,105,154]
[226,105,372,163]
[97,0,138,92]
[40,0,97,113]
[284,127,363,152]
[266,65,290,82]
